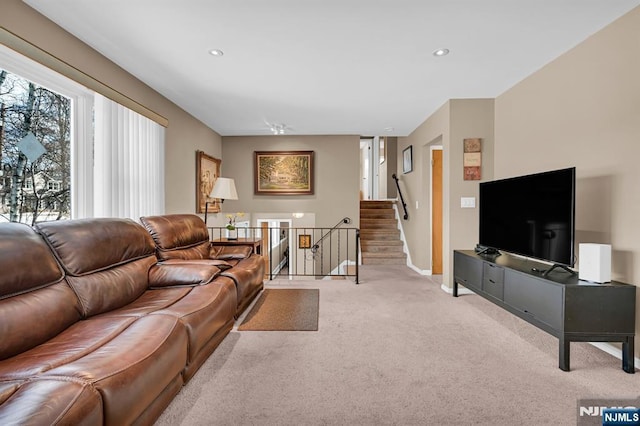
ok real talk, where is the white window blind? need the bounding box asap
[94,94,165,220]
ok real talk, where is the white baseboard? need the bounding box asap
[589,342,639,371]
[408,263,431,276]
[440,283,475,295]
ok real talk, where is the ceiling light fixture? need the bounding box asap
[433,48,450,57]
[209,49,224,57]
[384,127,394,132]
[269,123,286,135]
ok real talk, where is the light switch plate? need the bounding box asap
[461,197,476,208]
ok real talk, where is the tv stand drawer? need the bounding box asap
[454,251,482,292]
[482,263,504,300]
[503,270,562,330]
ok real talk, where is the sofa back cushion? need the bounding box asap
[140,214,211,261]
[0,223,81,360]
[36,218,157,317]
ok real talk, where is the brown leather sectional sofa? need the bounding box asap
[0,215,264,425]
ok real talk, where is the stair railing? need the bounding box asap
[311,217,351,253]
[208,224,359,283]
[392,174,409,220]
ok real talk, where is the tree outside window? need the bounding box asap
[0,68,71,224]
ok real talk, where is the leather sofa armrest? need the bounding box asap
[148,263,221,288]
[210,245,253,260]
[160,258,233,270]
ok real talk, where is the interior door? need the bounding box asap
[432,149,443,274]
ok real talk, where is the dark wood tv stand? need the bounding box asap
[453,250,636,373]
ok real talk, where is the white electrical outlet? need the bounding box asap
[461,197,476,208]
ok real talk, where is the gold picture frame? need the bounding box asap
[254,151,314,195]
[298,234,312,249]
[196,150,221,213]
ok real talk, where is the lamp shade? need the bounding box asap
[209,177,238,200]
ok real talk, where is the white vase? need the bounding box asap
[227,227,238,240]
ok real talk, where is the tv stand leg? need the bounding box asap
[559,338,570,371]
[622,337,635,374]
[453,281,458,297]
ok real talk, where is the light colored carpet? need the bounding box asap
[238,289,319,331]
[156,265,639,425]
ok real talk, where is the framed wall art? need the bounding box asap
[196,150,221,213]
[463,138,482,181]
[298,234,312,249]
[402,145,413,174]
[254,151,314,195]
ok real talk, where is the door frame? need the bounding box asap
[430,145,443,274]
[360,138,374,200]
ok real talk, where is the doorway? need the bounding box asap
[360,138,373,200]
[360,136,392,200]
[257,218,292,279]
[431,146,443,274]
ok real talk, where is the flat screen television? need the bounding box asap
[479,167,576,268]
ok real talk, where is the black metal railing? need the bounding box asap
[208,226,359,284]
[392,173,409,220]
[311,217,351,253]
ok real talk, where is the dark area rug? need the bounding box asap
[238,289,319,331]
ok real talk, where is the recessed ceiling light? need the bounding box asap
[433,48,450,57]
[209,49,224,57]
[384,127,394,132]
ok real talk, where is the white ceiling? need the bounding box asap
[24,0,640,137]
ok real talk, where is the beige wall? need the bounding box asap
[399,99,494,286]
[448,99,495,285]
[495,6,640,353]
[1,0,221,215]
[398,102,450,272]
[216,135,360,229]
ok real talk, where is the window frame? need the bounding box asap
[0,44,95,219]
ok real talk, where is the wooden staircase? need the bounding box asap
[360,200,406,265]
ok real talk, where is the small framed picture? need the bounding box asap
[403,145,413,174]
[299,234,312,249]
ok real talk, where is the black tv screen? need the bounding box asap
[479,167,576,266]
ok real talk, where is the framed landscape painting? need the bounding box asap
[196,150,221,213]
[254,151,314,195]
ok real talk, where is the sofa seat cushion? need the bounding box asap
[0,379,102,426]
[39,314,187,425]
[92,287,192,318]
[0,316,138,380]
